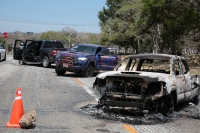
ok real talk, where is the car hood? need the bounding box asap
[97,70,170,82]
[58,51,92,58]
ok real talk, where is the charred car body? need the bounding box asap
[93,54,200,116]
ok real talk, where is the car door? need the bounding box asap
[13,40,24,60]
[97,48,118,70]
[24,40,36,61]
[180,59,193,101]
[173,59,191,102]
[0,46,3,61]
[0,45,5,60]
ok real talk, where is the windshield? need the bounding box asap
[115,57,170,74]
[71,45,95,54]
[0,45,5,49]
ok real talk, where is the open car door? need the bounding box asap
[97,48,118,70]
[13,40,24,60]
[23,40,35,61]
[13,40,35,61]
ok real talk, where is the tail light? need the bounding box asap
[50,50,57,56]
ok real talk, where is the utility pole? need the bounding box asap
[68,32,73,48]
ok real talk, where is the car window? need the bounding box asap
[0,45,5,49]
[43,41,64,48]
[95,47,102,55]
[116,58,138,71]
[173,60,180,75]
[181,60,189,74]
[102,49,110,56]
[26,42,35,49]
[71,45,95,54]
[138,59,170,73]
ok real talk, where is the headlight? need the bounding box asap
[78,57,87,61]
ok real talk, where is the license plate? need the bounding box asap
[63,63,68,67]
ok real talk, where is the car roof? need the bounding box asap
[76,44,106,48]
[126,54,184,60]
[36,40,62,42]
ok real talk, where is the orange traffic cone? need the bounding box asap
[6,88,25,128]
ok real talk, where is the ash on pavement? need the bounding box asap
[80,103,200,125]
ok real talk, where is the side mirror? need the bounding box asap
[97,52,102,56]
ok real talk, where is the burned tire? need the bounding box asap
[161,94,175,117]
[192,94,199,105]
[82,65,94,77]
[42,56,51,68]
[55,67,66,76]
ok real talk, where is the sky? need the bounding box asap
[0,0,107,34]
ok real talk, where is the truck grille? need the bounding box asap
[60,54,76,62]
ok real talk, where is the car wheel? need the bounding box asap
[82,65,94,77]
[161,94,174,117]
[3,53,6,61]
[18,60,27,65]
[43,56,51,68]
[55,67,66,76]
[192,94,199,105]
[0,53,1,62]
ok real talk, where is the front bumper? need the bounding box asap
[99,92,163,112]
[56,60,87,73]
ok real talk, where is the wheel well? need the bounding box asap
[42,54,48,58]
[89,62,95,67]
[170,90,177,104]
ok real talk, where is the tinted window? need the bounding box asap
[0,45,5,49]
[43,41,63,48]
[96,47,102,55]
[26,41,35,49]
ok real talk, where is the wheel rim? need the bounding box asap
[166,99,174,115]
[43,56,49,67]
[86,66,94,77]
[162,96,174,116]
[19,60,22,65]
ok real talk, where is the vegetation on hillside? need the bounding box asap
[98,0,200,55]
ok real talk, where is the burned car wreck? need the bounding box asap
[93,54,200,116]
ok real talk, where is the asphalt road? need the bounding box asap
[0,54,200,133]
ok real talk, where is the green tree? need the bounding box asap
[0,37,6,44]
[99,0,200,54]
[142,0,200,54]
[99,0,149,53]
[40,31,76,47]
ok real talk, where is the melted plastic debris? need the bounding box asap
[80,103,200,125]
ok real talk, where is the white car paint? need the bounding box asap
[0,44,6,61]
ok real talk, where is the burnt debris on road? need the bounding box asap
[81,102,200,125]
